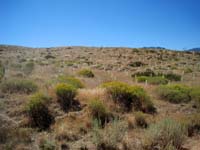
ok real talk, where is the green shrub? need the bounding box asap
[55,83,77,111]
[39,136,57,150]
[184,68,193,73]
[102,82,156,113]
[23,61,34,75]
[0,62,5,82]
[143,118,187,150]
[190,87,200,111]
[132,69,155,77]
[1,79,37,94]
[26,93,54,130]
[157,84,191,103]
[88,99,110,126]
[128,61,145,67]
[164,73,181,81]
[137,76,168,85]
[78,69,94,78]
[57,75,84,88]
[135,112,148,128]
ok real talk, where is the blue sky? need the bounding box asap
[0,0,199,50]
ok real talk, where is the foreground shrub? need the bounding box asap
[137,76,168,85]
[88,99,111,126]
[55,83,77,111]
[190,87,200,111]
[78,69,94,78]
[26,93,54,130]
[143,118,187,150]
[157,84,191,103]
[102,81,156,113]
[1,79,37,94]
[164,73,181,81]
[92,119,128,150]
[134,112,148,128]
[57,75,84,88]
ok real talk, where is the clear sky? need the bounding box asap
[0,0,199,50]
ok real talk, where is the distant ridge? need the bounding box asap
[187,48,200,52]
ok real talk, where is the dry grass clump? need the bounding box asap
[78,68,95,78]
[92,119,128,150]
[38,134,57,150]
[26,92,54,130]
[102,81,156,113]
[143,118,187,150]
[0,79,37,94]
[157,84,191,104]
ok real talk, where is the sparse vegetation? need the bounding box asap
[55,83,77,111]
[157,84,191,103]
[0,79,37,94]
[0,62,5,82]
[92,119,128,150]
[143,118,187,150]
[78,69,94,78]
[26,92,54,130]
[23,61,34,75]
[164,73,181,81]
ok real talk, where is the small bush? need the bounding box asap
[184,68,193,73]
[0,62,5,81]
[78,69,94,78]
[55,83,77,111]
[132,69,155,77]
[157,84,191,103]
[182,113,200,136]
[102,82,156,113]
[164,73,181,81]
[57,75,84,88]
[128,61,145,67]
[1,79,37,94]
[134,112,148,128]
[23,61,34,75]
[137,76,168,85]
[92,119,128,150]
[88,99,110,126]
[26,92,54,130]
[39,136,57,150]
[143,118,187,150]
[190,87,200,111]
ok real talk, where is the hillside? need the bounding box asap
[0,45,200,150]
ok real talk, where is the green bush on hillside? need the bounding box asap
[23,61,34,75]
[137,76,168,85]
[78,69,94,78]
[57,75,84,88]
[0,62,5,82]
[157,84,191,103]
[102,81,156,113]
[164,73,181,81]
[88,99,111,126]
[0,79,37,94]
[190,87,200,111]
[55,83,77,111]
[26,92,54,130]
